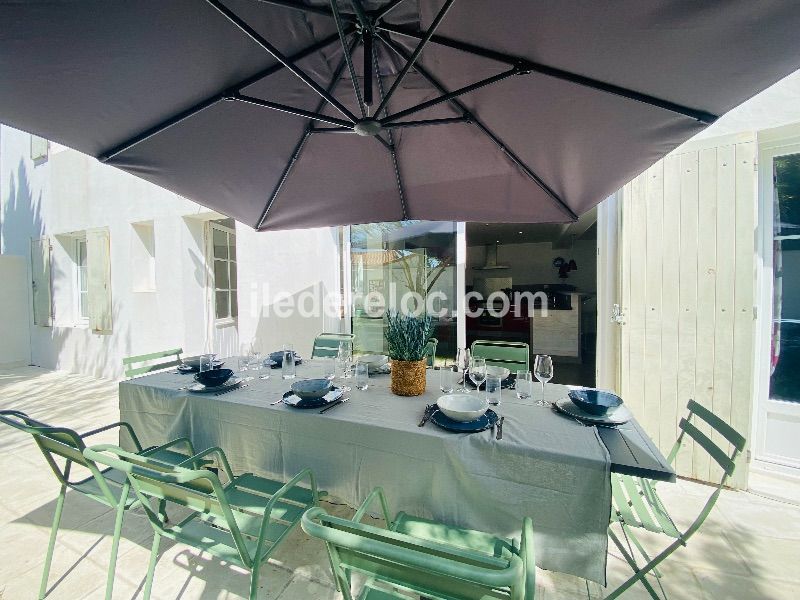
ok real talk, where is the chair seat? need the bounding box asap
[611,473,681,538]
[391,512,520,562]
[358,584,412,600]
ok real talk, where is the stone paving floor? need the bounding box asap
[1,366,799,599]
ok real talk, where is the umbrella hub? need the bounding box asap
[353,119,383,137]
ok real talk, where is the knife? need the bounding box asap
[319,397,348,414]
[496,416,505,440]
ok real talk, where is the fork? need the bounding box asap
[215,384,248,397]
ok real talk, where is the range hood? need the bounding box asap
[473,243,509,270]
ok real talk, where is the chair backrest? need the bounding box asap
[471,340,529,371]
[83,444,256,567]
[667,400,746,539]
[0,410,119,504]
[424,337,438,367]
[122,347,183,378]
[311,333,354,358]
[302,506,528,600]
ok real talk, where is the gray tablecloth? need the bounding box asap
[118,361,611,583]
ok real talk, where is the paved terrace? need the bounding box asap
[1,366,798,600]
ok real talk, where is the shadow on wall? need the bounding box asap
[3,158,131,379]
[252,282,332,358]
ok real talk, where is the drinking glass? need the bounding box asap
[515,370,533,400]
[354,362,369,390]
[534,355,554,406]
[468,357,486,392]
[337,341,353,378]
[199,354,214,374]
[485,375,502,406]
[439,365,455,394]
[247,350,261,373]
[282,344,296,379]
[259,357,271,380]
[322,357,336,381]
[455,348,469,391]
[237,356,249,372]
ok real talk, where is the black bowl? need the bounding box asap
[568,389,623,416]
[194,368,233,388]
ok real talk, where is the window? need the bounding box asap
[75,237,88,320]
[210,219,238,321]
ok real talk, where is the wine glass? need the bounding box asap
[468,357,486,393]
[455,348,469,392]
[338,341,353,378]
[534,355,553,406]
[516,370,533,400]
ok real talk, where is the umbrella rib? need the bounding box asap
[383,116,471,129]
[373,0,408,22]
[206,0,358,123]
[257,36,360,230]
[374,0,457,116]
[235,94,354,128]
[377,23,718,124]
[98,31,345,162]
[371,37,408,220]
[378,34,577,221]
[350,0,372,31]
[330,0,366,118]
[381,67,517,124]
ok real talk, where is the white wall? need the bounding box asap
[0,125,342,379]
[0,255,32,367]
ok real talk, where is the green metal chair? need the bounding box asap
[84,444,319,600]
[122,347,183,378]
[0,410,204,600]
[471,340,530,371]
[425,336,438,366]
[606,399,747,600]
[302,487,536,600]
[311,333,355,358]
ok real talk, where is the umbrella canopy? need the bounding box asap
[2,1,800,230]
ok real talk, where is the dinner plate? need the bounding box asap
[430,407,499,433]
[553,397,632,426]
[281,387,344,408]
[187,376,242,393]
[465,371,516,389]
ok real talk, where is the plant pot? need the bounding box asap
[390,359,427,396]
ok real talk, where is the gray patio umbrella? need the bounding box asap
[2,1,800,230]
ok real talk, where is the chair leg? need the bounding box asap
[39,484,66,600]
[622,523,663,578]
[103,499,127,600]
[606,528,664,600]
[143,532,161,600]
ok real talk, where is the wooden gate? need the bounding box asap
[618,133,757,489]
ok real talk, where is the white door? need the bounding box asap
[756,139,800,473]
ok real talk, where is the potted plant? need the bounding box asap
[385,311,435,396]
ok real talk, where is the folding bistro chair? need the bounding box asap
[0,410,204,600]
[424,336,438,366]
[606,400,746,599]
[84,444,319,600]
[122,347,183,378]
[311,333,355,358]
[302,487,536,600]
[471,340,530,371]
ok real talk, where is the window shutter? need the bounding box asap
[30,237,52,327]
[86,227,112,333]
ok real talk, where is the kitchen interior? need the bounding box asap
[466,208,598,387]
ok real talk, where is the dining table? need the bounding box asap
[117,359,674,585]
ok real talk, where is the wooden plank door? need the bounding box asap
[618,134,757,488]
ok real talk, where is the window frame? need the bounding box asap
[209,220,238,326]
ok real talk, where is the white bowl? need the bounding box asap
[359,354,388,366]
[485,365,511,380]
[437,394,489,422]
